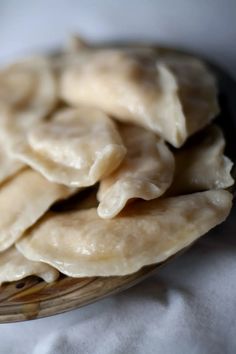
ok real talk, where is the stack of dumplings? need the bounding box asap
[0,36,234,285]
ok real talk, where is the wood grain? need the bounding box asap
[0,46,235,323]
[0,264,159,323]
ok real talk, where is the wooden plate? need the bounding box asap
[0,264,159,323]
[0,46,235,323]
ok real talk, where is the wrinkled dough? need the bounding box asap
[60,49,219,147]
[17,190,232,277]
[97,124,174,218]
[0,168,75,251]
[12,107,126,187]
[0,247,59,285]
[168,125,234,195]
[0,57,57,149]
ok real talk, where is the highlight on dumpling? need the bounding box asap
[0,246,59,285]
[60,48,219,147]
[17,190,232,277]
[12,107,127,187]
[97,124,175,218]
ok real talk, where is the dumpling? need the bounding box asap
[0,138,24,184]
[0,57,57,149]
[0,168,75,252]
[168,125,234,195]
[0,247,59,286]
[60,49,219,147]
[17,190,232,277]
[65,35,90,53]
[12,107,126,187]
[97,124,174,218]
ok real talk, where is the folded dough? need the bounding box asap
[97,124,174,218]
[0,137,24,184]
[12,107,127,187]
[0,247,59,285]
[17,190,232,277]
[168,125,234,195]
[0,57,57,149]
[0,168,75,252]
[60,49,219,147]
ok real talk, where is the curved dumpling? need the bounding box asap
[60,49,218,147]
[168,125,234,195]
[0,57,57,149]
[17,190,232,277]
[12,107,126,187]
[0,168,75,252]
[0,247,59,285]
[97,124,174,218]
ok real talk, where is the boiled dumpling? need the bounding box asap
[0,137,24,184]
[12,107,126,187]
[97,124,174,218]
[65,35,90,53]
[168,125,234,195]
[0,57,57,149]
[60,49,218,147]
[0,247,59,285]
[17,190,232,277]
[0,168,75,252]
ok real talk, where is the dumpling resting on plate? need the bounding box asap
[12,107,127,187]
[0,168,75,252]
[60,49,219,147]
[97,124,175,218]
[0,247,59,286]
[0,57,57,149]
[17,190,232,277]
[168,125,234,195]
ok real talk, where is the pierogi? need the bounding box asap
[0,138,24,184]
[0,247,59,285]
[12,107,126,187]
[97,124,174,218]
[60,49,218,147]
[168,125,234,195]
[0,168,75,251]
[17,190,232,277]
[0,57,57,149]
[0,38,234,287]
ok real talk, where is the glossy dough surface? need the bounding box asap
[12,107,127,187]
[0,247,59,285]
[97,124,175,218]
[0,42,233,287]
[0,169,74,251]
[17,190,232,277]
[60,49,219,147]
